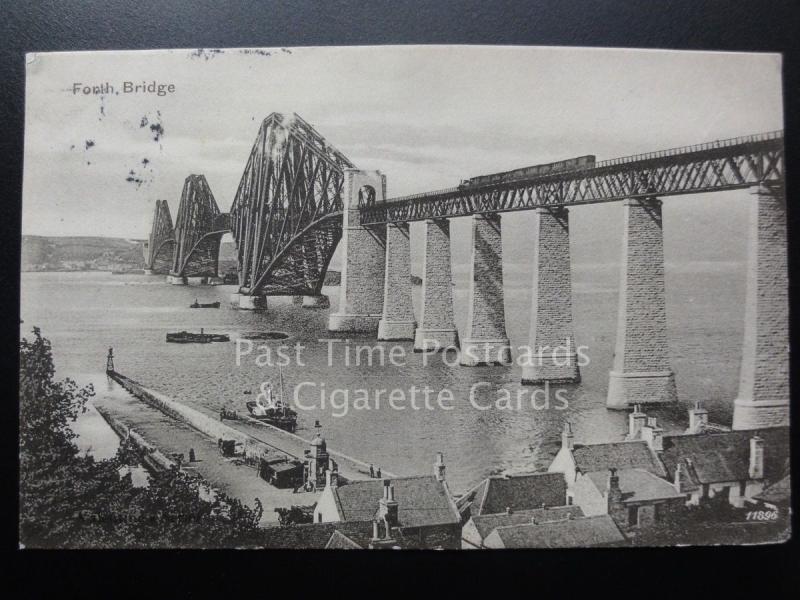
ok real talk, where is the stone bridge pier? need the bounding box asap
[414,219,460,352]
[378,222,417,340]
[460,213,511,366]
[607,197,677,408]
[522,207,580,383]
[732,184,789,429]
[328,170,387,333]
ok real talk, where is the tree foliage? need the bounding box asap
[19,327,265,548]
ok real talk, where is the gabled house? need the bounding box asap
[313,453,462,549]
[573,467,685,531]
[659,426,790,508]
[462,505,584,549]
[547,421,666,491]
[456,471,570,521]
[481,514,626,549]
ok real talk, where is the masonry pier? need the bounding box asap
[166,274,186,285]
[328,170,387,333]
[522,207,580,383]
[733,183,790,429]
[460,214,511,365]
[607,197,677,408]
[238,294,267,310]
[378,222,417,340]
[414,219,459,352]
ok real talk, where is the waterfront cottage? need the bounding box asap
[550,406,790,511]
[548,421,666,491]
[456,471,570,521]
[572,468,685,531]
[481,514,626,549]
[312,454,462,549]
[658,427,790,507]
[461,505,584,549]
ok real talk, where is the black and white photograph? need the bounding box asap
[18,43,790,549]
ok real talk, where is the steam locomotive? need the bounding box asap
[458,155,596,189]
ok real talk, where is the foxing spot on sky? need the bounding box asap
[23,45,783,269]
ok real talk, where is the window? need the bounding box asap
[628,506,639,527]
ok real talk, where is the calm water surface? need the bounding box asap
[21,262,745,492]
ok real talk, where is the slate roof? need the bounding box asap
[332,476,461,528]
[484,514,626,548]
[259,520,374,549]
[572,441,666,477]
[470,506,584,539]
[659,427,790,486]
[458,472,568,517]
[585,468,685,503]
[325,529,364,549]
[753,474,791,506]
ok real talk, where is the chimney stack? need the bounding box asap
[379,480,399,527]
[434,452,446,481]
[627,404,647,440]
[688,402,708,434]
[325,467,339,489]
[641,416,664,452]
[605,467,626,527]
[561,421,574,450]
[748,436,764,480]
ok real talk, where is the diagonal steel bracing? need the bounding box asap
[229,112,354,295]
[360,130,784,224]
[144,199,175,274]
[171,175,225,278]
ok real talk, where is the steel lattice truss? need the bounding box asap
[144,199,175,274]
[360,131,784,224]
[230,113,355,295]
[171,175,225,277]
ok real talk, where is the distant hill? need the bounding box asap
[22,236,145,272]
[22,236,427,284]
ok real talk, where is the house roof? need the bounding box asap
[458,472,568,517]
[572,441,666,477]
[659,427,790,486]
[483,514,626,549]
[325,529,364,549]
[470,506,584,539]
[585,468,685,504]
[259,520,374,549]
[753,474,791,506]
[332,476,461,528]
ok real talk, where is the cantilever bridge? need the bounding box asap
[142,117,786,428]
[145,123,783,289]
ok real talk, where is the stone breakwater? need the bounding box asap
[94,403,178,473]
[106,370,393,480]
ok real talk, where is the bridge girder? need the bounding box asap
[231,112,354,295]
[361,130,785,224]
[171,175,224,278]
[144,199,175,273]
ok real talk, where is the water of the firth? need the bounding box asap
[21,257,744,493]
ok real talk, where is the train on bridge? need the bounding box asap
[457,154,596,190]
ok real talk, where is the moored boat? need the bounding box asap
[190,299,221,308]
[245,367,298,432]
[166,329,230,343]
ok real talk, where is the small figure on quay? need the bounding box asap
[189,448,196,462]
[369,463,375,478]
[376,467,381,478]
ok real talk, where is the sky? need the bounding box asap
[22,45,783,268]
